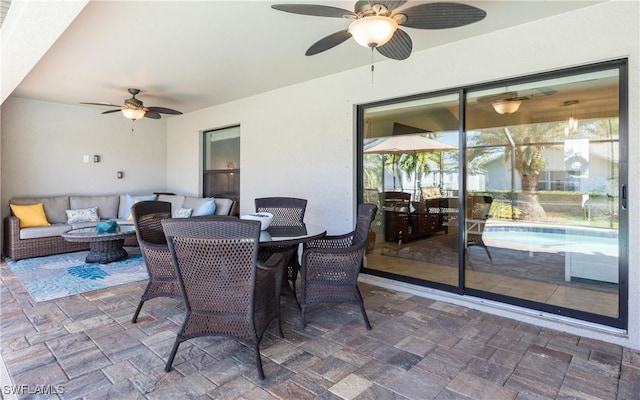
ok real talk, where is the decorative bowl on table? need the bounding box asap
[240,212,273,230]
[96,220,118,233]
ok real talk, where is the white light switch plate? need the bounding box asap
[83,155,90,163]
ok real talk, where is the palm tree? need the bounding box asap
[397,152,441,200]
[467,122,562,219]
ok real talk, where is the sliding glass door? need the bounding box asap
[362,93,462,290]
[358,60,627,328]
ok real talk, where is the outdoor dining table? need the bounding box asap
[258,223,326,247]
[258,223,326,303]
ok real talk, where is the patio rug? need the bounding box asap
[4,248,148,302]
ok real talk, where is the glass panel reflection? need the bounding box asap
[363,94,461,287]
[464,69,620,318]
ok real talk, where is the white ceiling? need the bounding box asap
[6,1,604,116]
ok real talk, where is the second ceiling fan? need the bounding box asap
[272,1,487,60]
[81,88,182,120]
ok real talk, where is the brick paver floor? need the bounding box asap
[1,259,639,399]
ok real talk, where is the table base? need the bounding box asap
[86,239,128,264]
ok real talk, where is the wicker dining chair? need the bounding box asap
[130,201,181,323]
[299,203,378,330]
[161,218,289,380]
[255,197,307,300]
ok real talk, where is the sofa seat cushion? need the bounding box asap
[20,224,71,240]
[70,195,120,220]
[69,221,100,230]
[10,196,70,224]
[71,219,133,230]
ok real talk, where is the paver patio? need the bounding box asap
[1,259,639,399]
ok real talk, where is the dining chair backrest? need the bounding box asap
[255,197,307,227]
[298,203,378,330]
[467,195,493,220]
[129,200,179,324]
[131,201,172,245]
[353,203,378,247]
[162,218,261,317]
[465,195,493,260]
[382,191,411,208]
[160,217,282,379]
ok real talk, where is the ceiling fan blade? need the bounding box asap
[398,2,486,30]
[376,28,412,60]
[80,102,124,108]
[147,106,183,115]
[101,109,122,114]
[144,111,161,119]
[271,4,354,18]
[306,30,352,56]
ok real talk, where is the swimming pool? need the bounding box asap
[482,224,618,256]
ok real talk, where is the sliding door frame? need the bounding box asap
[357,59,628,329]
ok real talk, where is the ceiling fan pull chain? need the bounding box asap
[371,47,374,84]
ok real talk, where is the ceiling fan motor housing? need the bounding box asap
[125,97,144,109]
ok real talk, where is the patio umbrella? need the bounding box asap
[364,134,457,195]
[364,134,457,154]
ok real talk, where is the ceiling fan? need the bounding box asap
[272,1,486,60]
[477,87,557,114]
[81,88,183,120]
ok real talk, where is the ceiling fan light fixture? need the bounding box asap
[492,100,521,114]
[348,16,398,48]
[121,108,146,120]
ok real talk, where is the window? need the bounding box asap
[203,126,240,214]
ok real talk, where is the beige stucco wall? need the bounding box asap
[0,0,638,349]
[166,1,640,349]
[0,97,168,217]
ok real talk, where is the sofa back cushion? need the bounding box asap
[157,194,186,215]
[117,194,158,219]
[214,198,234,216]
[70,195,120,220]
[183,196,216,216]
[421,186,441,199]
[10,196,70,224]
[157,194,232,217]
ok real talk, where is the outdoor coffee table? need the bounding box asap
[61,225,137,263]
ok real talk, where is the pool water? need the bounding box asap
[482,225,618,256]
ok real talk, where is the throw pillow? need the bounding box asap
[10,203,51,228]
[421,186,441,199]
[127,199,142,221]
[174,207,193,218]
[192,198,216,216]
[66,207,100,224]
[123,194,157,220]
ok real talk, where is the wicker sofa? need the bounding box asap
[4,193,235,260]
